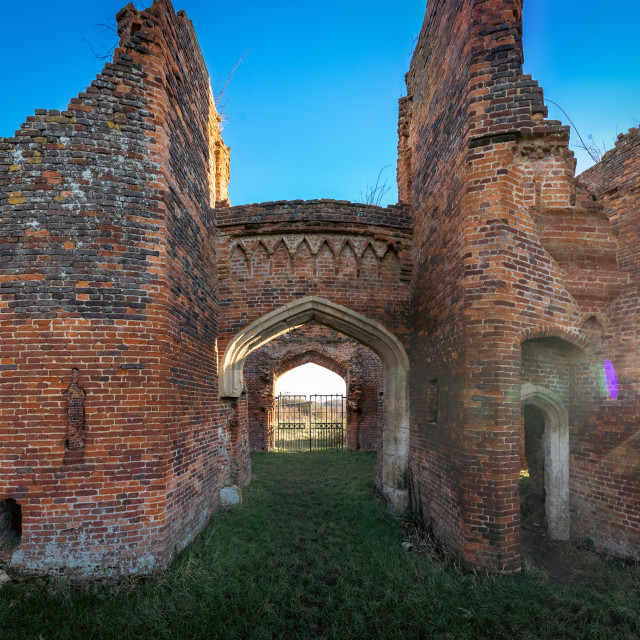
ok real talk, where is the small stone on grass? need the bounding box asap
[220,485,242,508]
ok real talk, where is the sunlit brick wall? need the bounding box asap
[0,0,231,575]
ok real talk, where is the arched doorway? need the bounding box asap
[219,296,410,513]
[272,344,382,452]
[275,362,346,396]
[520,383,570,541]
[272,363,347,452]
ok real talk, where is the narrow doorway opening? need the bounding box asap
[519,383,570,541]
[520,404,546,529]
[0,498,22,555]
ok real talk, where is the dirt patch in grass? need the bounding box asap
[521,526,639,586]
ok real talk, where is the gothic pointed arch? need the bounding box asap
[251,240,270,277]
[271,239,292,275]
[338,241,357,277]
[316,240,336,277]
[520,383,570,541]
[219,296,410,513]
[293,238,314,276]
[230,244,249,278]
[274,350,348,382]
[360,243,379,280]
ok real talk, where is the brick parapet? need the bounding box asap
[216,200,412,230]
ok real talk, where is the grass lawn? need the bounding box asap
[1,451,639,639]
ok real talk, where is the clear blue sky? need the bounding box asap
[1,0,638,207]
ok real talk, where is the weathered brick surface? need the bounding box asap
[215,199,413,361]
[0,0,232,575]
[571,289,640,558]
[1,0,637,576]
[579,127,640,275]
[573,133,640,556]
[244,322,382,452]
[405,0,639,570]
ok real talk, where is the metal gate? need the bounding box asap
[271,394,345,451]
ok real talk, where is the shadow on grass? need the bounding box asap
[1,451,638,639]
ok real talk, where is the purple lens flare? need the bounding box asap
[603,360,618,399]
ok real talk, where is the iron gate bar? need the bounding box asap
[272,393,345,452]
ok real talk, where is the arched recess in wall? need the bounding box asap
[520,383,570,541]
[219,296,410,513]
[274,351,348,383]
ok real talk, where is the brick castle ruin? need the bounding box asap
[1,0,638,575]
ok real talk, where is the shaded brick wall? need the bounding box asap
[572,290,640,557]
[568,129,640,556]
[0,0,232,575]
[405,0,639,569]
[521,404,545,524]
[130,1,247,555]
[243,322,383,452]
[521,338,574,404]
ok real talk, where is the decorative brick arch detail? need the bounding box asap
[220,296,410,513]
[516,325,589,350]
[274,351,348,383]
[520,383,570,541]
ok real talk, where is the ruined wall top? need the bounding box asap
[406,0,570,151]
[578,126,640,275]
[216,199,411,230]
[114,0,229,207]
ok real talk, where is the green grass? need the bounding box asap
[1,451,639,639]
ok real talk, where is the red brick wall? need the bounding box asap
[244,350,276,451]
[243,323,383,452]
[405,0,639,569]
[579,127,640,275]
[573,290,640,558]
[350,348,385,452]
[216,199,412,358]
[0,0,233,575]
[521,338,575,403]
[563,130,640,556]
[2,0,638,576]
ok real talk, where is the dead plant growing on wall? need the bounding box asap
[359,166,392,207]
